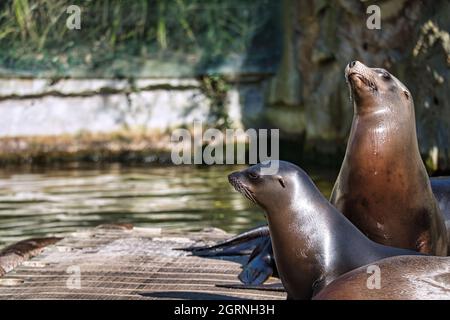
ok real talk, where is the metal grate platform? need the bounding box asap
[0,225,285,300]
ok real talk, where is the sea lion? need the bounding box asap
[431,177,450,248]
[228,160,420,299]
[185,61,450,284]
[330,60,448,255]
[0,237,62,277]
[314,255,450,300]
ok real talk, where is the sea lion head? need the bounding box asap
[228,160,307,213]
[345,60,412,115]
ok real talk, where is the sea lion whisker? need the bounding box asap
[242,187,256,204]
[347,72,378,91]
[230,178,257,204]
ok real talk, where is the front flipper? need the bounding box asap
[180,225,270,257]
[238,237,277,285]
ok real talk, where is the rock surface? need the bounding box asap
[270,0,450,171]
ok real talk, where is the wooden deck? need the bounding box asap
[0,225,286,300]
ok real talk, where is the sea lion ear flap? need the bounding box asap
[276,176,286,188]
[403,90,410,100]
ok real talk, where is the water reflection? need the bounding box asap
[0,164,336,247]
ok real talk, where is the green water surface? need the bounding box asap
[0,164,336,247]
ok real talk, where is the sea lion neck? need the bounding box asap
[347,106,421,167]
[352,97,386,116]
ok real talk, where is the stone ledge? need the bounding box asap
[0,78,201,99]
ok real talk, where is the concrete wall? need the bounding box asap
[0,78,266,137]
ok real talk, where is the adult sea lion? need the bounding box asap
[330,60,448,255]
[228,160,420,299]
[314,255,450,300]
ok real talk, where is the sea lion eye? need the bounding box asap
[381,71,391,80]
[248,172,259,179]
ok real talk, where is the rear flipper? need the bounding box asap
[238,237,277,285]
[179,225,278,285]
[180,225,270,257]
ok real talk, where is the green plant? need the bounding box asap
[200,74,232,130]
[0,0,276,76]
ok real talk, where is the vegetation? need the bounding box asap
[199,74,232,130]
[0,0,277,77]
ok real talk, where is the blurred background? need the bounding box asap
[0,0,448,246]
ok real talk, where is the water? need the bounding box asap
[0,164,336,247]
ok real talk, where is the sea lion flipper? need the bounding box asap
[180,225,270,257]
[238,238,275,285]
[181,226,277,285]
[238,261,273,285]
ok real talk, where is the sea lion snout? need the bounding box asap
[228,172,241,187]
[345,60,365,77]
[345,60,372,83]
[228,171,257,204]
[345,60,379,105]
[345,60,367,72]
